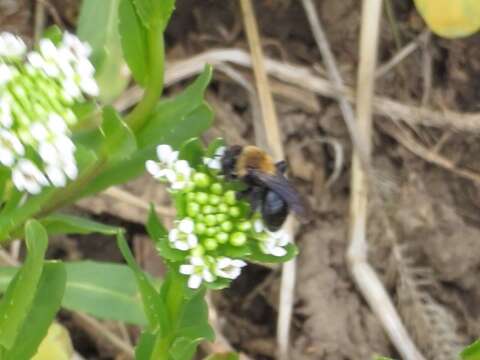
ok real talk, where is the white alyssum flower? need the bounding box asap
[62,32,92,59]
[156,144,179,167]
[168,218,198,251]
[145,160,176,182]
[215,257,247,280]
[12,159,49,194]
[0,32,26,58]
[170,160,192,190]
[0,129,24,166]
[260,229,290,257]
[179,256,215,289]
[203,146,225,170]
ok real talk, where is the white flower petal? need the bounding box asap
[31,123,49,142]
[178,218,194,234]
[203,269,214,283]
[179,264,194,275]
[146,160,161,177]
[47,114,68,134]
[187,234,198,248]
[0,64,13,86]
[254,219,264,233]
[188,274,202,289]
[46,165,66,187]
[190,256,205,266]
[0,148,14,166]
[168,229,178,243]
[156,145,175,164]
[214,146,226,157]
[271,246,287,257]
[173,240,189,251]
[79,76,99,97]
[0,32,26,58]
[232,259,247,267]
[174,160,191,177]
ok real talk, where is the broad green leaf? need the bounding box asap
[0,220,48,349]
[133,0,175,30]
[117,232,165,330]
[0,262,146,326]
[63,261,146,325]
[179,137,204,168]
[41,214,120,236]
[414,0,480,38]
[135,331,156,360]
[177,289,214,342]
[3,262,66,360]
[146,206,185,262]
[461,340,480,360]
[119,0,148,85]
[31,323,73,360]
[204,353,239,360]
[247,242,298,264]
[77,0,129,103]
[100,106,137,161]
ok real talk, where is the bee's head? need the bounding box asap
[220,145,243,180]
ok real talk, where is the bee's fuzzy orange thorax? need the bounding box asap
[236,146,276,177]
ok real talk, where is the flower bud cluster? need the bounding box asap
[0,32,98,194]
[146,144,292,289]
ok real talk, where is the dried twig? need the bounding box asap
[347,1,425,359]
[34,0,46,44]
[238,2,295,359]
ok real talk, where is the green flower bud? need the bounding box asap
[237,221,252,232]
[204,238,218,251]
[228,206,241,218]
[202,205,216,214]
[216,213,227,223]
[220,221,233,233]
[208,194,221,205]
[210,183,223,195]
[191,245,205,257]
[187,203,201,218]
[218,203,229,213]
[184,181,195,192]
[224,190,237,205]
[196,192,209,205]
[205,214,217,226]
[186,192,196,202]
[206,227,219,237]
[193,172,210,188]
[230,232,247,246]
[196,214,205,222]
[216,232,229,244]
[195,223,206,235]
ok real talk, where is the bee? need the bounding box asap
[220,145,307,231]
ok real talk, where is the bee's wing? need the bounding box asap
[248,170,307,218]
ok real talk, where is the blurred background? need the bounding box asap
[2,0,480,359]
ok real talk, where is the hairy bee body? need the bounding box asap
[221,145,306,231]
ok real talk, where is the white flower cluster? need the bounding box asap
[0,32,98,194]
[146,144,293,289]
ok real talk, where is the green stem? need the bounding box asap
[125,25,165,132]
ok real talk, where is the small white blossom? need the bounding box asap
[260,230,290,257]
[215,257,247,279]
[170,160,192,190]
[203,146,225,170]
[12,159,49,194]
[253,219,264,233]
[0,129,24,166]
[145,160,176,183]
[62,32,92,59]
[0,32,26,58]
[156,144,178,167]
[168,218,198,251]
[179,256,215,289]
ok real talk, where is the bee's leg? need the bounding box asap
[275,160,287,174]
[246,186,264,217]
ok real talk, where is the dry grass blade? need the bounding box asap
[347,1,425,359]
[238,1,296,359]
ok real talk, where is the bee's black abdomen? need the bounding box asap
[262,190,288,231]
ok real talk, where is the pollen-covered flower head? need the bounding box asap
[146,139,298,290]
[0,31,98,194]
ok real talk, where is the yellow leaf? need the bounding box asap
[32,323,74,360]
[414,0,480,38]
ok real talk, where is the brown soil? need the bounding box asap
[2,0,480,359]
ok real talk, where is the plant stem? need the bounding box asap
[125,26,165,132]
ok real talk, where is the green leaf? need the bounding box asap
[177,289,214,342]
[77,0,129,103]
[204,353,240,360]
[205,138,226,158]
[135,331,156,360]
[461,340,480,360]
[137,65,212,147]
[247,242,298,264]
[101,106,137,161]
[117,232,166,330]
[179,137,204,168]
[3,262,66,360]
[64,261,146,325]
[41,25,63,44]
[119,0,148,85]
[41,214,120,236]
[133,0,175,30]
[0,220,48,349]
[169,337,198,360]
[0,262,147,326]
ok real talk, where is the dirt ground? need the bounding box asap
[2,0,480,359]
